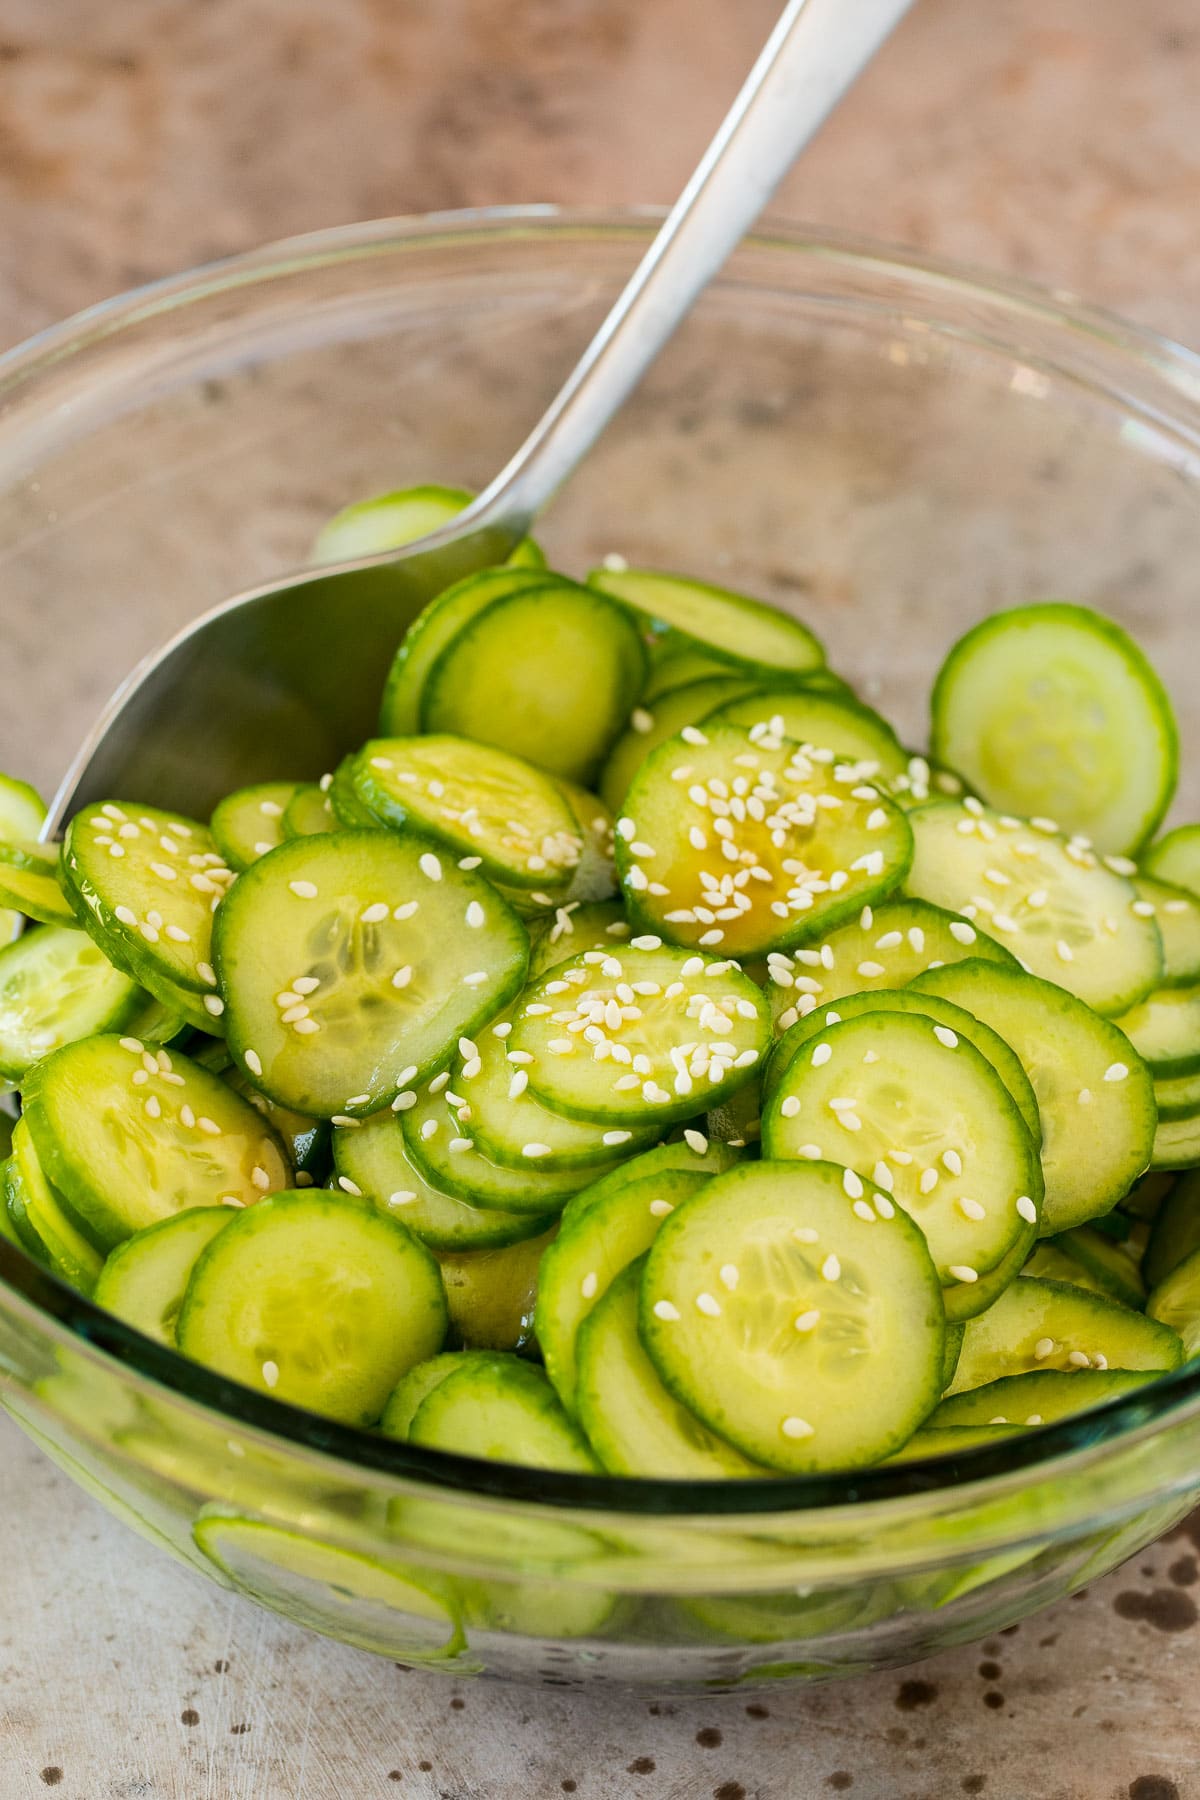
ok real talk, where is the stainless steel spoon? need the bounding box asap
[49,0,914,830]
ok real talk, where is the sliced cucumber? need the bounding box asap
[1143,1172,1200,1288]
[0,925,144,1080]
[348,736,583,891]
[0,842,76,926]
[406,1354,599,1472]
[911,960,1157,1233]
[535,1168,712,1413]
[1131,876,1200,987]
[1154,1068,1200,1121]
[599,676,760,814]
[1147,1243,1200,1356]
[706,689,908,781]
[946,1277,1182,1395]
[767,987,1042,1148]
[527,900,628,979]
[576,1258,766,1477]
[1024,1226,1145,1309]
[420,579,646,786]
[1151,1113,1200,1172]
[94,1208,234,1345]
[905,799,1161,1016]
[930,602,1178,854]
[282,782,336,839]
[333,1111,555,1250]
[640,1161,945,1471]
[887,1424,1021,1462]
[0,773,47,843]
[762,1010,1042,1309]
[61,802,236,1019]
[933,1368,1156,1428]
[23,1035,292,1248]
[214,830,528,1118]
[178,1190,447,1423]
[511,941,769,1127]
[222,1066,328,1178]
[548,780,618,909]
[765,897,1017,1035]
[616,722,912,958]
[587,567,825,682]
[1143,825,1200,898]
[210,781,301,872]
[1113,984,1200,1077]
[401,1080,595,1215]
[8,1117,105,1294]
[436,1231,551,1352]
[380,567,563,738]
[380,1351,477,1438]
[1120,1170,1175,1222]
[450,1007,656,1172]
[312,482,541,570]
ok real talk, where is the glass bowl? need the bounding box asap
[2,209,1200,1692]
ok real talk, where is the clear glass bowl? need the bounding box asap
[3,209,1200,1691]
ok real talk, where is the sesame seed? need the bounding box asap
[391,1091,417,1112]
[394,901,419,920]
[958,1196,986,1221]
[165,925,190,943]
[781,1416,814,1440]
[812,1044,832,1068]
[522,1142,552,1158]
[821,1253,841,1281]
[1104,1062,1129,1082]
[251,1166,271,1191]
[857,960,886,979]
[245,1049,263,1076]
[631,708,654,734]
[1016,1195,1038,1224]
[448,1137,473,1154]
[143,1095,161,1119]
[289,880,318,899]
[1056,939,1074,963]
[293,1018,320,1035]
[949,921,977,945]
[581,1271,599,1300]
[1077,1088,1092,1105]
[392,966,413,989]
[696,1292,721,1317]
[180,1105,195,1128]
[843,1168,864,1199]
[388,1191,417,1207]
[943,1148,963,1175]
[1068,1350,1091,1368]
[331,1114,361,1128]
[203,995,225,1017]
[719,1263,739,1291]
[197,1117,222,1136]
[653,1299,681,1321]
[933,1026,959,1049]
[1034,1337,1056,1360]
[852,1198,875,1221]
[465,901,486,929]
[131,1068,148,1085]
[948,1265,978,1283]
[463,971,488,987]
[919,1168,938,1194]
[683,1129,708,1155]
[119,1037,143,1054]
[261,1361,280,1389]
[360,901,390,924]
[649,1199,674,1217]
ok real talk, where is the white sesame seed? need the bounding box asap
[821,1253,841,1281]
[933,1026,959,1049]
[581,1271,599,1300]
[1016,1196,1038,1224]
[448,1136,473,1154]
[949,921,977,945]
[649,1199,674,1218]
[653,1300,681,1321]
[251,1166,271,1192]
[522,1142,552,1158]
[857,960,886,979]
[811,1044,832,1068]
[463,971,489,987]
[718,1263,739,1292]
[465,901,486,929]
[1068,1350,1091,1368]
[631,708,654,734]
[393,900,419,921]
[203,995,225,1017]
[359,901,389,924]
[843,1168,864,1199]
[388,1191,417,1207]
[958,1196,986,1222]
[948,1265,978,1283]
[696,1292,721,1317]
[781,1416,814,1440]
[293,1018,320,1035]
[143,1095,161,1120]
[852,1198,875,1221]
[1104,1062,1129,1083]
[943,1148,963,1176]
[683,1129,708,1155]
[244,1049,263,1077]
[391,1091,417,1112]
[197,1117,222,1137]
[289,880,318,899]
[919,1167,938,1194]
[1034,1337,1056,1360]
[261,1361,279,1389]
[119,1037,144,1054]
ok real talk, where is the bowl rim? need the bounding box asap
[3,202,1200,1518]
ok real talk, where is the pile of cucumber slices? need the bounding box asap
[3,479,1200,1479]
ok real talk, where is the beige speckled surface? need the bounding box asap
[2,2,1200,1796]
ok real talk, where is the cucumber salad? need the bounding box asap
[2,480,1200,1479]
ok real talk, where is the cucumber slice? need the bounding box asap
[282,782,336,839]
[768,987,1042,1147]
[436,1230,552,1352]
[23,1035,292,1248]
[535,1168,712,1413]
[511,941,769,1127]
[326,755,378,829]
[943,1320,966,1390]
[94,1208,234,1344]
[933,1368,1155,1428]
[706,690,908,781]
[450,1007,656,1171]
[178,1190,447,1422]
[401,1081,595,1215]
[905,799,1161,1016]
[599,677,761,814]
[616,723,913,958]
[0,773,47,843]
[576,1258,767,1477]
[587,567,825,682]
[420,579,647,786]
[8,1117,105,1293]
[640,1161,945,1471]
[887,1424,1021,1462]
[1144,1172,1200,1288]
[642,648,752,700]
[1154,1068,1200,1121]
[1151,1112,1200,1172]
[407,1354,599,1472]
[1131,876,1200,986]
[946,1277,1182,1396]
[885,755,969,813]
[3,1155,48,1263]
[548,781,618,908]
[61,802,235,1019]
[380,566,563,738]
[705,1073,763,1151]
[348,736,583,891]
[527,900,628,978]
[1113,984,1200,1077]
[0,924,144,1080]
[930,602,1178,854]
[762,1010,1042,1306]
[1120,1170,1175,1222]
[0,842,76,926]
[223,1066,328,1178]
[333,1111,554,1250]
[1148,1243,1200,1355]
[765,897,1017,1035]
[193,1514,463,1663]
[911,960,1157,1233]
[1024,1226,1146,1309]
[210,782,302,872]
[380,1351,475,1437]
[0,1163,26,1254]
[214,830,528,1119]
[1143,826,1200,898]
[312,482,541,570]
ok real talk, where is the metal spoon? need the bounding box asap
[49,0,914,829]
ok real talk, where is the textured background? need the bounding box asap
[2,2,1200,1796]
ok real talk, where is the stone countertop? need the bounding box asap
[2,2,1200,1796]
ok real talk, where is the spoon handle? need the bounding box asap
[475,0,915,534]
